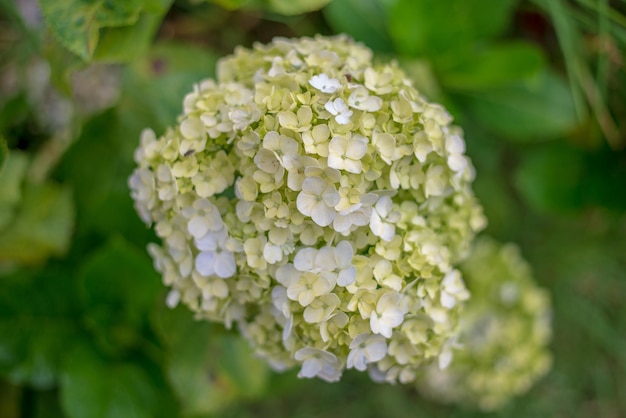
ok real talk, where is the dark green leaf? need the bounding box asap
[216,334,269,399]
[0,137,7,175]
[514,144,584,212]
[153,307,268,415]
[263,0,331,15]
[0,181,74,265]
[0,94,32,134]
[0,151,29,230]
[119,41,218,132]
[0,268,82,389]
[94,4,173,62]
[60,343,175,418]
[80,236,161,352]
[389,0,518,57]
[440,42,545,90]
[55,109,154,247]
[154,307,229,415]
[209,0,252,10]
[31,389,68,418]
[39,0,171,60]
[324,0,395,52]
[0,381,19,418]
[457,71,578,141]
[581,147,626,211]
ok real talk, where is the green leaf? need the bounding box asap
[153,307,269,415]
[204,0,252,10]
[0,268,82,389]
[582,147,626,211]
[39,0,170,60]
[93,3,174,62]
[60,343,175,418]
[0,137,7,175]
[0,180,74,265]
[264,0,331,15]
[456,71,578,141]
[56,109,154,247]
[0,381,19,418]
[80,236,161,353]
[324,0,395,52]
[440,42,545,90]
[389,0,518,57]
[154,308,229,415]
[31,389,67,418]
[514,144,585,213]
[0,151,29,230]
[216,334,269,399]
[120,41,218,132]
[207,0,331,14]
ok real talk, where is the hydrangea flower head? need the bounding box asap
[416,238,552,409]
[129,35,486,383]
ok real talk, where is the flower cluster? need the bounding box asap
[416,238,552,410]
[129,35,486,383]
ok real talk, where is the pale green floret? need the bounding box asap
[129,35,486,384]
[415,237,553,410]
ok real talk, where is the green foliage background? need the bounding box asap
[1,0,625,416]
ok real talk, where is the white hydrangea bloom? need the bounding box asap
[370,292,404,338]
[294,347,342,382]
[370,196,400,242]
[309,73,341,93]
[130,35,487,386]
[195,232,236,279]
[327,134,368,174]
[324,98,353,125]
[348,86,382,112]
[347,333,388,371]
[296,176,340,226]
[416,238,552,410]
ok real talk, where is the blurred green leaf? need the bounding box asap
[0,381,19,418]
[57,42,216,241]
[216,334,269,399]
[94,3,174,62]
[92,16,159,63]
[208,0,252,10]
[0,268,81,389]
[39,0,171,60]
[153,307,269,415]
[457,71,578,141]
[324,0,395,52]
[206,0,331,14]
[0,152,29,230]
[582,148,626,211]
[399,59,442,101]
[0,181,74,265]
[56,110,146,246]
[389,0,518,57]
[154,307,229,415]
[120,42,218,133]
[440,42,545,90]
[0,95,32,135]
[561,293,626,371]
[0,137,7,175]
[31,389,68,418]
[514,144,584,212]
[473,173,522,238]
[60,343,175,418]
[80,236,161,352]
[263,0,332,15]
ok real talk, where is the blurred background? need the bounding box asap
[0,0,625,417]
